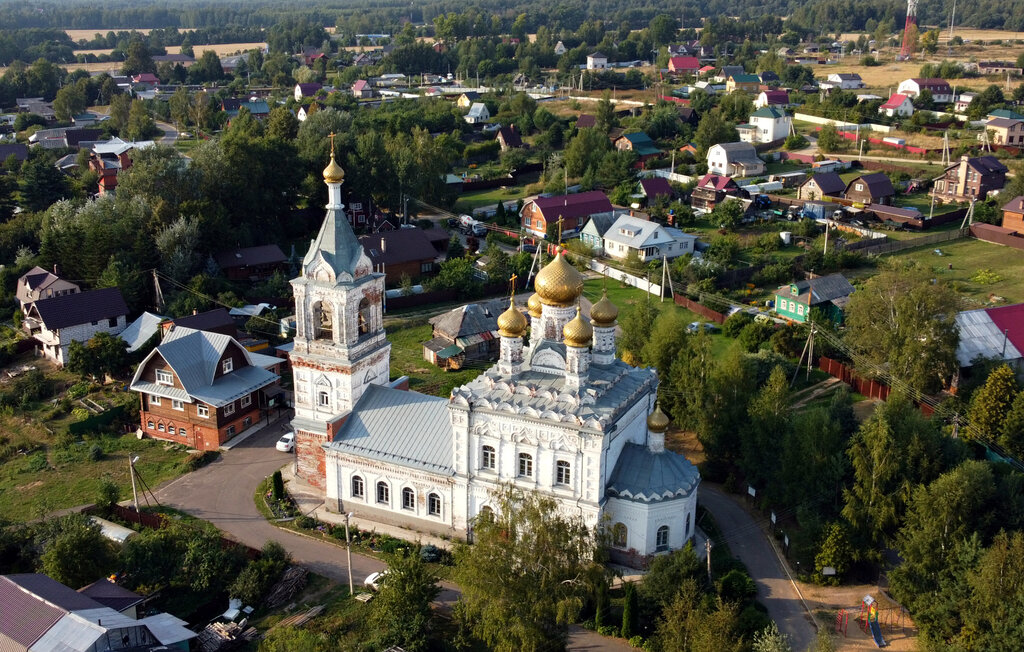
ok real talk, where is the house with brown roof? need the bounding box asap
[576,114,597,129]
[496,125,523,150]
[843,172,895,206]
[214,244,289,281]
[162,308,238,339]
[638,177,673,203]
[691,173,741,211]
[23,287,128,366]
[896,78,953,103]
[931,155,1008,203]
[421,300,505,368]
[358,227,450,284]
[798,173,846,201]
[294,82,323,101]
[754,90,789,109]
[521,190,614,237]
[1002,196,1024,232]
[16,266,80,312]
[130,326,281,450]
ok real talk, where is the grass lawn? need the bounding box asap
[454,185,531,214]
[887,238,1024,305]
[0,430,192,521]
[895,193,959,215]
[765,161,809,175]
[387,318,479,398]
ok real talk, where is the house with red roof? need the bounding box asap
[691,173,741,211]
[520,191,614,237]
[879,93,914,117]
[955,303,1024,372]
[668,56,701,75]
[352,79,372,98]
[698,65,716,76]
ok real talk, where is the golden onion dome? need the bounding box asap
[647,403,670,433]
[535,250,584,307]
[323,150,345,184]
[589,289,619,327]
[527,293,543,318]
[497,299,528,338]
[562,307,593,348]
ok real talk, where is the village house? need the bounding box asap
[0,573,196,651]
[575,114,597,129]
[989,109,1024,121]
[758,70,780,84]
[638,177,673,204]
[521,190,614,237]
[351,80,372,98]
[955,303,1024,373]
[163,308,239,339]
[978,61,1024,75]
[737,106,791,144]
[421,300,505,369]
[16,266,80,313]
[23,287,128,366]
[456,91,479,109]
[932,155,1008,203]
[554,41,566,55]
[130,326,281,450]
[1002,196,1024,232]
[707,142,766,177]
[726,74,760,93]
[294,82,323,101]
[615,132,661,164]
[586,51,609,69]
[152,53,196,67]
[602,215,697,262]
[798,172,846,201]
[214,244,289,281]
[668,56,700,75]
[496,125,523,150]
[896,78,954,104]
[297,102,319,122]
[774,273,855,324]
[464,103,490,124]
[578,213,621,255]
[987,117,1024,146]
[954,92,977,113]
[754,90,789,109]
[357,227,450,284]
[691,173,742,211]
[843,172,895,205]
[879,93,915,117]
[718,65,744,81]
[222,98,270,120]
[821,73,864,90]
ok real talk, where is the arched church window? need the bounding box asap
[612,522,628,549]
[402,487,415,510]
[351,475,364,498]
[656,525,670,552]
[481,445,495,470]
[428,493,442,516]
[358,297,371,336]
[376,481,390,505]
[314,301,333,340]
[556,460,571,485]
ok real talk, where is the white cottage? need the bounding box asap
[291,146,700,566]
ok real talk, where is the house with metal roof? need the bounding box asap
[118,311,167,354]
[754,89,789,109]
[294,82,323,101]
[668,56,700,75]
[602,214,697,262]
[422,300,505,368]
[986,117,1024,146]
[955,303,1024,371]
[774,273,855,323]
[586,51,609,69]
[130,326,281,450]
[798,172,846,201]
[706,142,766,177]
[0,574,195,652]
[843,172,895,206]
[520,190,614,237]
[726,74,761,93]
[15,266,80,313]
[897,78,953,103]
[638,177,673,203]
[932,155,1008,203]
[215,244,289,281]
[737,106,791,144]
[23,288,128,366]
[578,212,622,254]
[1003,195,1024,232]
[615,132,661,161]
[464,102,490,124]
[358,227,449,284]
[691,173,742,211]
[879,93,915,117]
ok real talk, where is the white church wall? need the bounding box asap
[604,491,698,556]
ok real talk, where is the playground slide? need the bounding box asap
[869,619,887,648]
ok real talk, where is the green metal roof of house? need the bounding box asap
[730,74,760,83]
[620,132,660,156]
[988,108,1024,121]
[751,106,786,119]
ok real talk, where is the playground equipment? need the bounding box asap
[860,596,886,647]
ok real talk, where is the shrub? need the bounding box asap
[271,470,284,500]
[738,321,774,352]
[723,311,754,337]
[599,625,619,637]
[295,516,317,530]
[621,581,637,638]
[179,450,219,472]
[96,480,120,512]
[67,381,92,400]
[54,431,78,449]
[629,635,646,649]
[88,444,103,461]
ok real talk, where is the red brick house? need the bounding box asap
[521,190,614,237]
[931,155,1008,203]
[130,326,280,450]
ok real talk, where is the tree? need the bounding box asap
[968,365,1019,442]
[621,581,638,638]
[817,124,841,153]
[695,111,739,156]
[38,513,117,588]
[844,261,960,393]
[1000,391,1024,458]
[742,366,790,488]
[431,257,480,297]
[53,80,87,122]
[921,29,940,54]
[649,14,678,46]
[618,298,659,366]
[122,39,156,76]
[752,622,792,652]
[657,583,743,652]
[190,51,224,83]
[18,154,68,212]
[814,523,853,585]
[446,234,465,259]
[643,312,691,381]
[181,527,244,593]
[453,485,600,652]
[67,332,131,381]
[639,543,702,611]
[564,127,610,177]
[368,549,441,651]
[595,90,618,133]
[124,100,156,141]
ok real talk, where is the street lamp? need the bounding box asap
[344,512,355,595]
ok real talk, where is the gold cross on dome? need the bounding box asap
[509,273,518,296]
[555,215,564,244]
[328,132,336,153]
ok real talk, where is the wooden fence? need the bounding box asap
[817,356,934,416]
[971,223,1024,251]
[674,294,727,324]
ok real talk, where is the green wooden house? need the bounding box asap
[774,274,855,324]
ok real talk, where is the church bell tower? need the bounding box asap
[289,136,391,488]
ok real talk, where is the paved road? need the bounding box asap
[700,485,816,651]
[155,121,177,145]
[154,416,629,650]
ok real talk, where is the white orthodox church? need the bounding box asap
[289,146,700,565]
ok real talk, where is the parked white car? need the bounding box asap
[276,432,295,453]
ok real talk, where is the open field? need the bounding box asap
[887,237,1024,305]
[166,43,266,56]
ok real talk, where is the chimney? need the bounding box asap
[52,264,58,275]
[380,237,386,253]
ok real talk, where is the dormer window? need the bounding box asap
[791,285,799,296]
[156,369,173,385]
[222,358,233,374]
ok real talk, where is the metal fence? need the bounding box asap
[852,227,970,256]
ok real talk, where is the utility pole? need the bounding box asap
[705,539,713,583]
[806,322,815,381]
[344,512,355,595]
[129,455,140,523]
[152,270,164,311]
